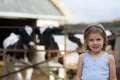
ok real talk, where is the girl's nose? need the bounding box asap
[93,40,98,44]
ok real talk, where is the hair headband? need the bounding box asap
[84,24,105,32]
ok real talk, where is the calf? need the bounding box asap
[35,26,83,80]
[106,30,116,50]
[3,25,35,80]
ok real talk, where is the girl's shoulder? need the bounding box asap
[78,52,86,62]
[79,50,89,58]
[103,51,115,64]
[107,53,115,64]
[105,51,114,59]
[79,52,86,57]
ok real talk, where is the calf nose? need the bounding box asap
[29,41,35,48]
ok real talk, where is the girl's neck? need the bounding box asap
[89,50,103,58]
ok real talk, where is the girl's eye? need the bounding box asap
[97,38,101,41]
[89,39,94,41]
[89,38,102,41]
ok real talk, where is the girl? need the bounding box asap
[75,24,117,80]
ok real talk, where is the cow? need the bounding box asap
[106,30,116,50]
[34,26,83,80]
[2,25,35,80]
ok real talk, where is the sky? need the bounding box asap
[59,0,120,24]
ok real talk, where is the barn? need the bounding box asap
[0,0,72,80]
[0,0,71,48]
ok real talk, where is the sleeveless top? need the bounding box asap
[81,50,109,80]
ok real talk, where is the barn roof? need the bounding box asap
[0,0,70,20]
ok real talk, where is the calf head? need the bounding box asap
[19,25,35,49]
[35,26,63,60]
[18,25,35,61]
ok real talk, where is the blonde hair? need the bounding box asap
[83,24,108,51]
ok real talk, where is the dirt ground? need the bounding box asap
[31,69,49,80]
[0,67,49,80]
[0,66,74,80]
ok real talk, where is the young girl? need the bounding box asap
[75,24,117,80]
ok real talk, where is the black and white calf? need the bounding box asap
[35,26,83,80]
[106,30,116,50]
[3,25,35,80]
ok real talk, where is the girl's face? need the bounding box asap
[87,33,104,53]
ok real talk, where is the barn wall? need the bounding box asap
[37,19,62,27]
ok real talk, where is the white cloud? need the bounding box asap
[60,0,120,23]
